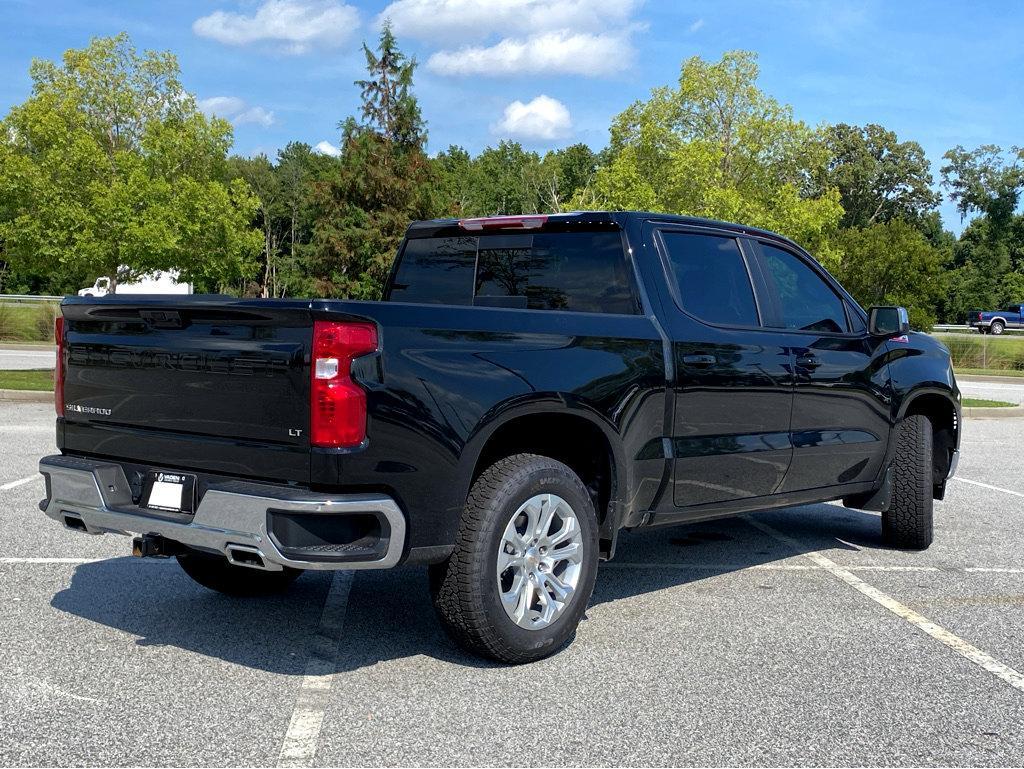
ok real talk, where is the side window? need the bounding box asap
[847,303,866,334]
[660,232,759,327]
[387,237,478,305]
[758,244,849,333]
[475,231,638,314]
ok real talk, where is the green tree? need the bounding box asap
[0,34,261,292]
[470,141,543,215]
[941,146,1024,318]
[836,219,948,329]
[822,123,940,229]
[310,24,438,298]
[275,142,336,296]
[537,143,597,212]
[229,154,280,296]
[588,51,843,267]
[434,145,476,216]
[942,145,1024,231]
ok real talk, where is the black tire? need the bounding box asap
[429,453,599,664]
[883,414,934,550]
[176,548,303,596]
[991,320,1005,335]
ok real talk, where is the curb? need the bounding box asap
[963,404,1024,419]
[0,388,52,403]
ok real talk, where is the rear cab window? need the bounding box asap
[386,229,640,314]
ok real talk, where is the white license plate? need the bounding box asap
[145,472,189,512]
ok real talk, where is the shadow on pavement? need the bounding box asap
[51,503,886,674]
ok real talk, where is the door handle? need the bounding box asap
[796,354,822,369]
[682,354,717,367]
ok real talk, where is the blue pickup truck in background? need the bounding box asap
[969,305,1024,334]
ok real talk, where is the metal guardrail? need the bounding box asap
[0,294,63,303]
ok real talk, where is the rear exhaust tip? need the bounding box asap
[225,544,268,570]
[62,512,88,533]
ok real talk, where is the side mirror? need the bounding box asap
[868,306,910,336]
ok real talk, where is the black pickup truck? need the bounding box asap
[40,212,961,663]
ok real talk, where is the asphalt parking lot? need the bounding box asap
[2,398,1024,767]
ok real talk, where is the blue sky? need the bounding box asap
[2,0,1022,234]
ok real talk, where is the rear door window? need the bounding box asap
[659,232,760,327]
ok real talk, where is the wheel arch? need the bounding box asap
[460,396,628,558]
[898,388,960,497]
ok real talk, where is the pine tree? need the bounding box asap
[310,24,437,298]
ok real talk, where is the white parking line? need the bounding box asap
[604,562,942,572]
[277,571,355,768]
[954,477,1024,498]
[742,515,1024,694]
[965,567,1024,574]
[606,562,1024,574]
[0,557,103,564]
[0,475,40,490]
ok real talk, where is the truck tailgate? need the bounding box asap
[59,297,314,483]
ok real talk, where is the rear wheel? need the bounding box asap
[991,320,1005,335]
[429,454,599,664]
[176,548,303,596]
[883,414,934,550]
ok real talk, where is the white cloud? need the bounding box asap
[493,95,571,140]
[193,0,360,54]
[380,0,642,78]
[199,96,276,127]
[234,106,276,127]
[688,18,705,33]
[198,96,246,115]
[427,31,632,77]
[378,0,641,44]
[315,140,341,156]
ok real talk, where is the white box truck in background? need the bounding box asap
[78,271,192,297]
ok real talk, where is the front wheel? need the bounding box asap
[177,548,303,596]
[429,454,599,664]
[883,414,934,550]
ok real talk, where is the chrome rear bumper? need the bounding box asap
[38,454,406,571]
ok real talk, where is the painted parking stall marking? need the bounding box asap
[277,571,355,768]
[954,477,1024,498]
[0,475,40,490]
[742,515,1024,694]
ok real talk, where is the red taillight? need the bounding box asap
[459,215,548,231]
[978,312,984,321]
[54,316,65,417]
[310,320,378,448]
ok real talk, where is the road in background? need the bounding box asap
[0,346,55,371]
[958,378,1024,405]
